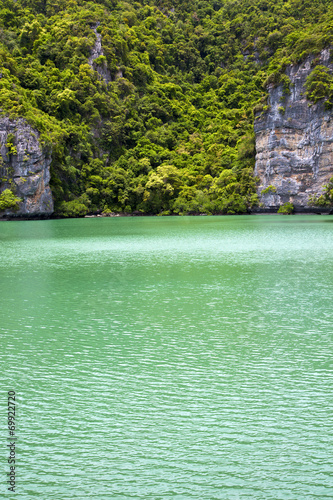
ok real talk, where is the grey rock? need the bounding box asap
[88,24,111,84]
[0,117,53,216]
[254,49,333,210]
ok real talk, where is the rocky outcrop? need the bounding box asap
[0,117,53,217]
[88,23,111,84]
[254,49,333,211]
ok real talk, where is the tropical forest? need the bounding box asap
[1,0,333,216]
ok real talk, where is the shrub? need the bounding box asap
[261,185,277,194]
[278,202,294,214]
[309,177,333,206]
[57,199,89,217]
[0,189,22,211]
[305,66,333,104]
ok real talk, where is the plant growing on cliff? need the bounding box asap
[261,185,277,194]
[0,189,22,211]
[305,65,333,107]
[5,134,17,156]
[278,202,294,214]
[94,55,107,66]
[309,177,333,206]
[264,70,291,95]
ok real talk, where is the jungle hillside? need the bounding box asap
[1,0,333,216]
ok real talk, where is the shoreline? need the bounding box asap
[0,208,332,221]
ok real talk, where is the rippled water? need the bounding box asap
[1,215,333,499]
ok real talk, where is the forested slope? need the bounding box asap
[1,0,333,216]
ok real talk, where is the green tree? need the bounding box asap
[0,189,22,211]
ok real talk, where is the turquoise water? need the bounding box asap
[1,215,333,499]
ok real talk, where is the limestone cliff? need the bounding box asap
[88,24,111,84]
[0,117,54,217]
[254,49,333,211]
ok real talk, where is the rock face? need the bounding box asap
[254,49,333,211]
[88,24,111,84]
[0,117,54,217]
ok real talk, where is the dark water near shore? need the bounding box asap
[1,215,333,499]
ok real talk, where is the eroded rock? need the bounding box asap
[254,49,333,211]
[0,117,54,217]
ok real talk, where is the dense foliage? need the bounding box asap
[277,202,294,214]
[309,177,333,207]
[0,188,21,210]
[0,0,333,215]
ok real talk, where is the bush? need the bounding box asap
[57,199,89,217]
[0,189,22,211]
[278,202,294,214]
[305,65,333,104]
[261,185,277,194]
[308,176,333,206]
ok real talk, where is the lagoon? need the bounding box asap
[1,215,333,499]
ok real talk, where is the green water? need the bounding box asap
[1,215,333,499]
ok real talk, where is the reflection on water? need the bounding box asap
[1,215,333,499]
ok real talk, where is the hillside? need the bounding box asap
[1,0,333,216]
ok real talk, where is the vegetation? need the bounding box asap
[261,185,277,195]
[0,0,332,215]
[305,65,333,108]
[0,189,22,211]
[309,176,333,207]
[278,202,294,214]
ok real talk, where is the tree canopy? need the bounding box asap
[1,0,333,215]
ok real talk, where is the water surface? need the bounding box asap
[1,215,333,499]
